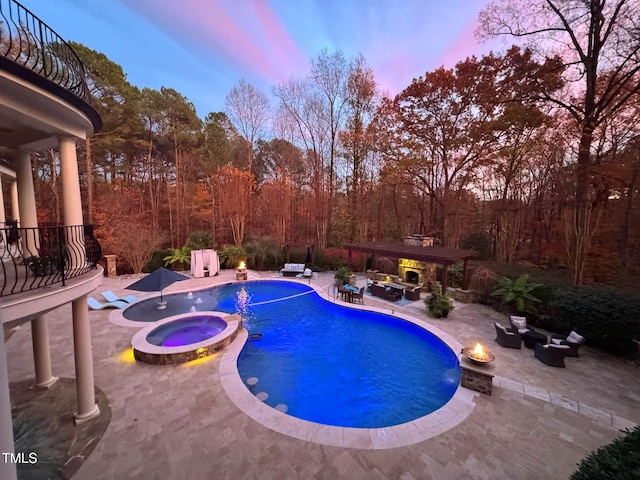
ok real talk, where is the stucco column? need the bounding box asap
[71,295,100,424]
[31,315,58,388]
[10,180,19,223]
[0,326,18,480]
[59,137,83,226]
[14,150,38,257]
[59,137,85,270]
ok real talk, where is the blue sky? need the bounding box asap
[20,0,496,118]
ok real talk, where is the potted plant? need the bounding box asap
[26,256,53,276]
[425,283,454,318]
[334,266,352,286]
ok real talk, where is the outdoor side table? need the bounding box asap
[523,330,547,349]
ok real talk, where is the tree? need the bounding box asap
[381,54,503,246]
[216,165,254,245]
[69,42,142,223]
[311,49,351,243]
[478,0,640,284]
[225,79,270,171]
[340,55,378,242]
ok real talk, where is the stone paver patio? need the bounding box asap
[5,270,639,479]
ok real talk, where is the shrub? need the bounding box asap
[492,274,543,313]
[244,237,281,270]
[373,256,396,274]
[145,249,171,273]
[163,246,191,270]
[550,286,640,356]
[469,266,497,302]
[425,283,454,318]
[218,244,246,269]
[570,425,640,479]
[426,293,454,318]
[334,266,352,286]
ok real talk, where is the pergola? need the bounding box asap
[344,242,477,293]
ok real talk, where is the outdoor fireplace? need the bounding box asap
[405,270,420,284]
[397,235,436,288]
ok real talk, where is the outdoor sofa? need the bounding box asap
[280,263,306,277]
[370,283,402,302]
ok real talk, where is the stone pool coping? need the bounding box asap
[131,312,241,365]
[219,279,479,449]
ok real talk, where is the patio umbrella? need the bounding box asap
[126,267,189,309]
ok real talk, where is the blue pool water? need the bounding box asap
[146,315,227,347]
[124,280,461,428]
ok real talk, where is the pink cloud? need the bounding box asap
[437,18,485,68]
[248,0,309,76]
[122,0,308,84]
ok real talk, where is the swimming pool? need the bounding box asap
[123,280,461,428]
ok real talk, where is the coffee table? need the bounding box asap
[523,330,547,349]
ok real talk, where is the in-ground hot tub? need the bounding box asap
[131,312,241,365]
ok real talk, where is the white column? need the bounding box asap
[31,316,58,388]
[14,150,38,257]
[59,137,85,270]
[10,180,19,223]
[0,324,18,480]
[59,137,83,226]
[71,295,100,424]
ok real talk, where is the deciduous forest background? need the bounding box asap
[9,1,640,286]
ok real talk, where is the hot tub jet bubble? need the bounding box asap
[246,377,258,386]
[275,404,288,413]
[256,392,268,401]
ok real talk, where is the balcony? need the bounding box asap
[0,0,101,153]
[1,223,101,297]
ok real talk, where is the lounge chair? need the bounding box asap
[87,296,129,310]
[101,290,138,304]
[534,343,571,367]
[509,315,535,335]
[494,322,521,349]
[550,331,585,357]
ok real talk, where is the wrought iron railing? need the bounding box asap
[0,224,102,297]
[0,0,91,104]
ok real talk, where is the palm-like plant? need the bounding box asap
[163,246,191,270]
[244,237,281,271]
[491,274,543,312]
[218,244,246,269]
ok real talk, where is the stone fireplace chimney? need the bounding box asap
[398,235,436,288]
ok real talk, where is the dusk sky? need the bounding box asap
[20,0,497,118]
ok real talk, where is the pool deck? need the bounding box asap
[5,270,640,479]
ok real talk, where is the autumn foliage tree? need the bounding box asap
[215,165,254,246]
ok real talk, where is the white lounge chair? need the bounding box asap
[101,290,138,304]
[88,296,128,310]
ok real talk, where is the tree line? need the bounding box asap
[18,1,640,285]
